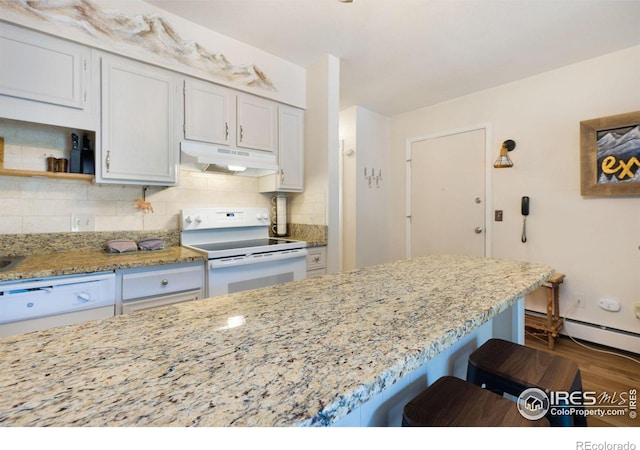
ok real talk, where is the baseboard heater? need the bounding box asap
[525,309,640,354]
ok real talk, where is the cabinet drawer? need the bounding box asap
[122,264,203,300]
[307,268,326,278]
[306,246,326,271]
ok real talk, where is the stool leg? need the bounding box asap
[571,372,588,427]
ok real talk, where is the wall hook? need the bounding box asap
[134,185,153,214]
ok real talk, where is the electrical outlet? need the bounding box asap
[71,214,95,232]
[495,210,503,222]
[575,292,585,308]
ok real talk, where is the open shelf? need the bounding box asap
[0,167,94,181]
[0,136,94,182]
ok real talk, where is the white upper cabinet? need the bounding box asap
[0,22,96,130]
[97,53,179,186]
[183,78,235,146]
[259,105,304,192]
[278,106,304,190]
[183,82,277,155]
[236,93,278,153]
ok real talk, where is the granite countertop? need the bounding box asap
[285,224,327,247]
[0,246,204,282]
[0,254,553,426]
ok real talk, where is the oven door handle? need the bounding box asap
[209,248,308,269]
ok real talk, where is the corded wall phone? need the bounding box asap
[521,196,529,243]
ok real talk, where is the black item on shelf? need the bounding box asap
[69,133,82,173]
[81,133,95,175]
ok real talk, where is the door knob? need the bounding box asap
[475,227,483,234]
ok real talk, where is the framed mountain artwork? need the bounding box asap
[580,111,640,196]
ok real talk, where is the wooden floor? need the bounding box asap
[525,332,640,427]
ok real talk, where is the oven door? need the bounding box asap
[206,248,308,297]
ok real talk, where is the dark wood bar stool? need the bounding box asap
[466,338,587,426]
[402,376,550,427]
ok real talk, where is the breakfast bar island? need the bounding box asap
[0,254,553,427]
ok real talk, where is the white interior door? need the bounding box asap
[408,128,487,258]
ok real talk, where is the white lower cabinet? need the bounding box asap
[306,246,327,278]
[118,261,204,314]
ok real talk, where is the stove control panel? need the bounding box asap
[181,208,270,230]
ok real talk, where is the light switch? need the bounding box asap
[71,214,95,232]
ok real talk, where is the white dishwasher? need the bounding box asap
[0,272,116,337]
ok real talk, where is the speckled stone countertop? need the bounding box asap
[280,224,327,247]
[0,246,204,282]
[0,254,553,426]
[0,230,203,282]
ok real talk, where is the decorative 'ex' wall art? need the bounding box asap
[580,111,640,196]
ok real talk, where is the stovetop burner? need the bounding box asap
[180,207,306,259]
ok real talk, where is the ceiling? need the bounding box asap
[146,0,640,117]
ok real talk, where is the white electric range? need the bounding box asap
[180,207,307,297]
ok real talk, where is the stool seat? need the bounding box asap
[402,376,549,427]
[467,338,586,426]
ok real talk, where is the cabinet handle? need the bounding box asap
[225,122,229,140]
[161,279,169,286]
[106,150,111,172]
[280,168,285,183]
[239,125,244,142]
[313,256,320,262]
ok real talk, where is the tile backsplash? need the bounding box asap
[0,119,325,234]
[0,167,267,234]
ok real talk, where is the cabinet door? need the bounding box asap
[99,54,178,185]
[184,79,235,146]
[236,93,277,152]
[0,22,95,130]
[258,105,304,193]
[278,105,304,191]
[0,23,86,109]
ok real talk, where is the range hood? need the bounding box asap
[180,140,278,177]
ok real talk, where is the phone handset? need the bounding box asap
[521,196,529,243]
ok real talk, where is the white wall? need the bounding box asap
[390,45,640,337]
[340,106,391,271]
[293,54,340,272]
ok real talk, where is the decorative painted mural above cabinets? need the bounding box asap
[0,21,303,189]
[0,0,306,108]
